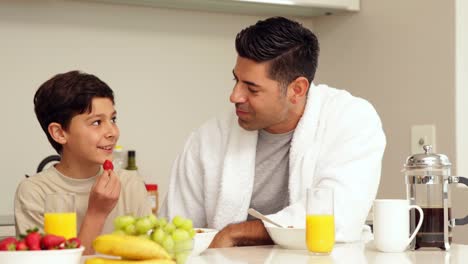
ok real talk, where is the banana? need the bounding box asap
[93,234,171,260]
[85,257,175,264]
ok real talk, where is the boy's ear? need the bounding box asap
[48,122,67,145]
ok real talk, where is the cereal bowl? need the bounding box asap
[265,226,306,250]
[191,228,218,256]
[0,246,85,264]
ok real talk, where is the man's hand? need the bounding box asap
[208,220,274,248]
[209,225,236,248]
[87,170,121,217]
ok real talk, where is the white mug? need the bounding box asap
[373,199,424,253]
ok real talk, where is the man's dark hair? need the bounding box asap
[235,16,319,93]
[34,70,114,154]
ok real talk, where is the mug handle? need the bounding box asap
[407,205,424,246]
[454,176,468,226]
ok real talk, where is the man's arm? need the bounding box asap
[79,170,121,255]
[208,220,274,248]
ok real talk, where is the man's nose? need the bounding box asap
[230,84,246,104]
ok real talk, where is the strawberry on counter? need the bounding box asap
[0,237,17,251]
[25,228,42,250]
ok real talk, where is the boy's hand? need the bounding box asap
[87,170,121,217]
[79,170,121,255]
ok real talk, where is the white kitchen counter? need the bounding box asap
[187,243,467,264]
[81,242,468,264]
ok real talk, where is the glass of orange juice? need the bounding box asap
[44,193,77,239]
[306,188,335,255]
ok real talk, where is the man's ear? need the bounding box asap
[288,76,309,104]
[48,122,67,145]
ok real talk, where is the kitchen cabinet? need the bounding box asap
[86,0,359,17]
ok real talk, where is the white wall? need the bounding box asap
[0,1,313,217]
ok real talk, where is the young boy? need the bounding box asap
[14,71,151,254]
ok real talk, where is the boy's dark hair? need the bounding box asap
[235,16,319,93]
[34,70,114,154]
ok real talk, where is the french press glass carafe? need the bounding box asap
[404,145,468,250]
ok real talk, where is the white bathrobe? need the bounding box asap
[161,83,386,242]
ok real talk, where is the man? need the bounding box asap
[161,17,386,248]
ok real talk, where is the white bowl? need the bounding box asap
[265,226,306,250]
[0,246,84,264]
[191,228,218,256]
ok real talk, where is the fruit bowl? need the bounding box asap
[0,246,85,264]
[192,228,218,256]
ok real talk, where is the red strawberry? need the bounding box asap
[41,234,65,250]
[25,230,42,250]
[103,159,114,171]
[0,237,17,251]
[64,237,81,249]
[15,240,28,251]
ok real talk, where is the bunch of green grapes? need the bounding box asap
[113,214,195,264]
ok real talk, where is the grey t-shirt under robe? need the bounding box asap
[248,129,293,219]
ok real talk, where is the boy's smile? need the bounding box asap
[97,145,115,154]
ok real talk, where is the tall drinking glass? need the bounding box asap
[306,188,335,255]
[44,193,77,239]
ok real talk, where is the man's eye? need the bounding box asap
[111,117,117,124]
[248,88,258,94]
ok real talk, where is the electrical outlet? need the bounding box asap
[411,125,436,154]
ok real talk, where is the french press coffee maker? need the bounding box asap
[404,145,468,250]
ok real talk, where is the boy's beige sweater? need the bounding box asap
[14,166,152,236]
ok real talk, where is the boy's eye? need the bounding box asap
[111,117,117,123]
[91,120,101,126]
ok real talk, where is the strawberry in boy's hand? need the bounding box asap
[103,160,113,171]
[41,234,65,250]
[25,228,42,250]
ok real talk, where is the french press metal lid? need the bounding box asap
[405,145,451,185]
[404,145,468,250]
[405,145,450,168]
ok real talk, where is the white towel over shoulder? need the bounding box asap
[161,83,386,242]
